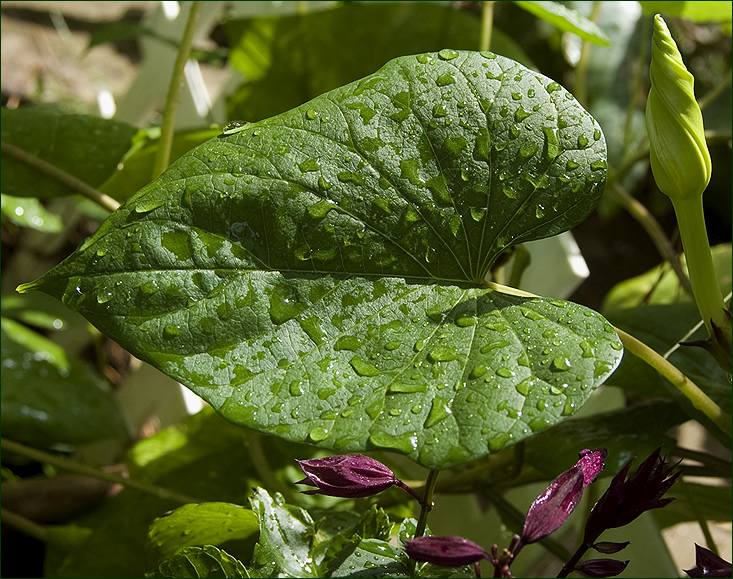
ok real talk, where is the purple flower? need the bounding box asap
[575,558,629,577]
[583,447,682,544]
[295,454,399,498]
[404,535,490,567]
[521,448,607,544]
[684,544,732,578]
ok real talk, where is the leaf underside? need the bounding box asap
[20,50,620,469]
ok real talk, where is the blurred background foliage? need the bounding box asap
[1,1,730,577]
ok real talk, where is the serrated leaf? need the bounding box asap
[0,317,129,448]
[148,545,250,578]
[514,1,611,45]
[1,108,137,199]
[146,503,259,568]
[249,487,318,577]
[19,50,619,469]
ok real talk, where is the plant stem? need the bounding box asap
[610,181,693,296]
[152,1,203,178]
[615,329,732,436]
[1,141,120,213]
[1,508,48,541]
[671,194,731,368]
[556,541,589,577]
[413,469,440,539]
[1,438,204,504]
[480,2,495,52]
[243,430,296,504]
[573,1,602,106]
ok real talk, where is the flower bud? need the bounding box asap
[404,535,489,567]
[646,14,711,201]
[295,454,398,498]
[521,448,607,544]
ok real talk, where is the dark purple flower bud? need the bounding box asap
[684,544,733,578]
[404,535,490,567]
[592,541,630,554]
[583,447,682,544]
[295,454,397,498]
[521,449,607,544]
[575,558,629,577]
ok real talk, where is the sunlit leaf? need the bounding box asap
[146,502,259,568]
[514,1,611,45]
[19,50,619,469]
[0,193,62,232]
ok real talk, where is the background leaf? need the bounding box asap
[1,108,137,199]
[225,2,536,123]
[20,50,617,470]
[0,317,129,448]
[514,1,611,45]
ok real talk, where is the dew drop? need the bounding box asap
[424,397,452,428]
[163,324,180,338]
[350,356,380,377]
[436,72,456,86]
[496,367,515,378]
[309,426,330,441]
[438,48,459,60]
[552,356,572,371]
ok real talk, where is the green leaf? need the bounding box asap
[0,317,129,448]
[249,487,318,577]
[639,1,733,23]
[20,50,618,469]
[1,291,88,331]
[1,108,137,199]
[327,538,411,578]
[148,545,250,578]
[514,1,611,45]
[0,193,62,232]
[146,503,259,568]
[602,243,731,310]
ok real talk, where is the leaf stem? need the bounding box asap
[0,438,204,504]
[243,430,296,505]
[152,1,203,178]
[615,329,732,437]
[0,507,48,542]
[0,141,120,213]
[413,469,440,539]
[480,2,495,52]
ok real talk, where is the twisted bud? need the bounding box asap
[646,13,711,201]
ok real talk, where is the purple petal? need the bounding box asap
[575,558,629,577]
[521,468,585,544]
[405,535,489,567]
[685,544,733,578]
[592,541,630,554]
[294,454,397,498]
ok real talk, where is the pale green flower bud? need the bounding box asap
[646,14,711,201]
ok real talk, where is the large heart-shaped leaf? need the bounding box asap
[19,50,620,469]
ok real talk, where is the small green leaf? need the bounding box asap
[0,194,62,232]
[514,1,611,45]
[148,545,250,578]
[20,50,618,469]
[146,503,259,568]
[249,488,318,577]
[0,317,129,448]
[1,108,137,199]
[310,504,392,564]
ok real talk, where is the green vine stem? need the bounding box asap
[615,329,732,437]
[1,507,48,542]
[480,2,495,52]
[573,0,602,106]
[1,141,120,213]
[1,438,204,504]
[152,1,204,178]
